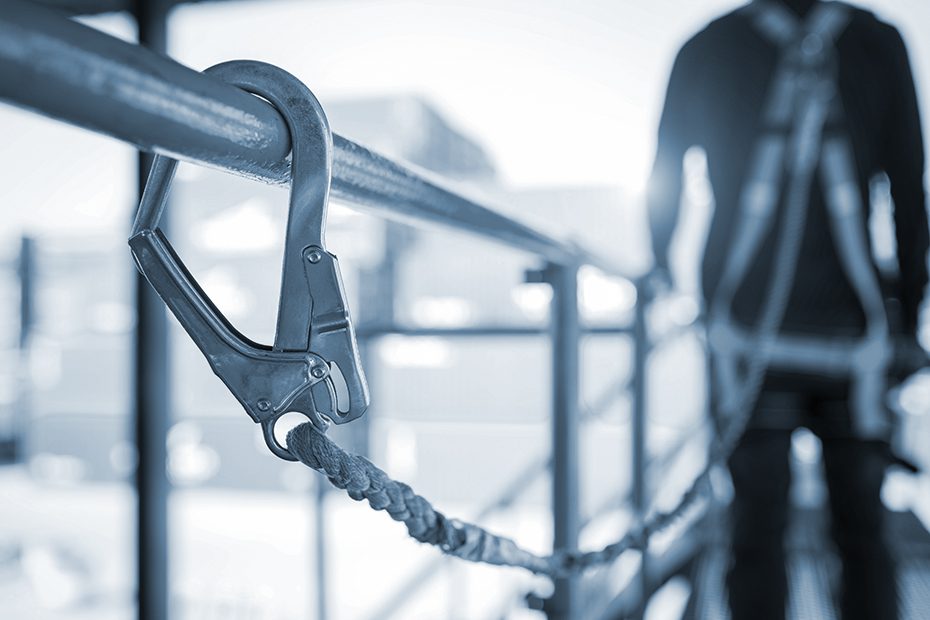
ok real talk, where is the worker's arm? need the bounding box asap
[646,43,699,278]
[883,27,929,338]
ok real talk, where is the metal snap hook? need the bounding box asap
[129,60,369,462]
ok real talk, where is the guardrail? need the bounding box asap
[0,2,687,620]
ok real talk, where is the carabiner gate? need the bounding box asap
[129,60,369,461]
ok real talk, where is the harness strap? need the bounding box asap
[820,137,891,435]
[708,2,891,439]
[711,3,849,318]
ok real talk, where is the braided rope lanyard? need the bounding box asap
[286,421,711,577]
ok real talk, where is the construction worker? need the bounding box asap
[647,1,927,618]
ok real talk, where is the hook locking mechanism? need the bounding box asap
[129,60,369,461]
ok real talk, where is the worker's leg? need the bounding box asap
[819,403,898,620]
[726,424,793,620]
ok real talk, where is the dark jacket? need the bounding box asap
[647,1,928,339]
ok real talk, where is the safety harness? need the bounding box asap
[708,0,891,439]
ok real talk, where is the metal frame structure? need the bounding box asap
[0,2,666,619]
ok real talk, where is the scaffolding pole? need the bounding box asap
[132,2,171,619]
[546,263,581,620]
[630,280,650,620]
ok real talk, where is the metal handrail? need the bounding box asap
[0,0,618,271]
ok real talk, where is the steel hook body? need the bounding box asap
[129,60,369,460]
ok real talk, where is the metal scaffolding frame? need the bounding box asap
[0,2,659,619]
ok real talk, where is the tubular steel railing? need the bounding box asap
[0,2,687,620]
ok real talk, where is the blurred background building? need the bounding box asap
[0,1,929,619]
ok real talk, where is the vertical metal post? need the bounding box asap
[545,262,581,620]
[133,2,171,620]
[630,279,650,619]
[327,222,404,618]
[17,236,34,351]
[354,222,403,457]
[11,235,35,463]
[314,480,328,620]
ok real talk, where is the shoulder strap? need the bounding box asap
[744,0,801,46]
[744,1,851,51]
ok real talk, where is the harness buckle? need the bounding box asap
[129,60,369,461]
